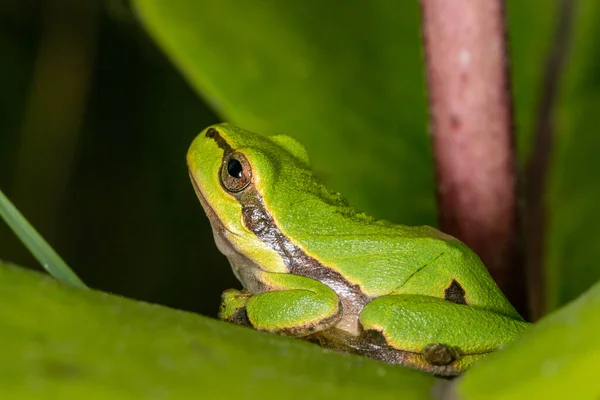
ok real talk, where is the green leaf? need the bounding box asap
[508,0,600,312]
[546,0,600,310]
[506,0,557,157]
[0,189,86,289]
[0,262,437,399]
[456,279,600,399]
[133,0,435,226]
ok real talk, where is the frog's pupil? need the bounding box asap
[227,159,243,179]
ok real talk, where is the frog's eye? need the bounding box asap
[220,152,252,193]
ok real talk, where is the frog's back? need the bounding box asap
[274,190,522,320]
[257,144,522,320]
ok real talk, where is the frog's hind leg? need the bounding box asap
[358,294,530,374]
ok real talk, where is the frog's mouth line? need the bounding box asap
[188,170,266,285]
[189,171,250,241]
[188,171,224,232]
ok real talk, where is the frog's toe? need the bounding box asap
[220,304,251,326]
[219,288,252,326]
[358,326,460,366]
[423,343,460,366]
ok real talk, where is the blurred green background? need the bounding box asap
[1,0,599,320]
[0,0,226,316]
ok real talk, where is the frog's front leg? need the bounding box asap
[219,272,342,337]
[359,295,530,374]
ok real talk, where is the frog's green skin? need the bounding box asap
[187,123,530,376]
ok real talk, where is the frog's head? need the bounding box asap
[187,123,312,288]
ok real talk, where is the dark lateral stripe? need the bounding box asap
[240,190,370,322]
[206,127,234,154]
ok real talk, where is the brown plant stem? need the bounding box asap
[420,0,527,316]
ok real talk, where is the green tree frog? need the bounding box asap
[187,123,530,376]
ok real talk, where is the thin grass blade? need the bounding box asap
[0,189,87,288]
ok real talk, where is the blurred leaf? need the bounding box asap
[133,0,435,226]
[546,0,600,310]
[506,0,557,158]
[0,262,436,399]
[456,279,600,399]
[133,0,600,312]
[3,258,599,399]
[0,189,86,289]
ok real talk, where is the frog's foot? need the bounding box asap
[309,327,464,377]
[357,328,465,377]
[218,288,252,327]
[422,343,460,366]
